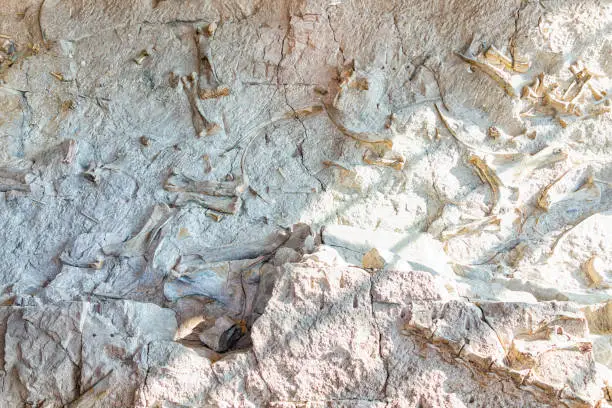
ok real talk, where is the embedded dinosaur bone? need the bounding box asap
[520,60,610,121]
[237,105,324,190]
[194,24,229,100]
[537,169,601,211]
[179,227,290,263]
[493,144,568,185]
[0,182,30,192]
[456,52,517,97]
[164,172,245,214]
[563,64,592,103]
[404,300,604,407]
[61,139,77,164]
[180,73,221,137]
[174,193,241,214]
[468,155,502,215]
[164,172,245,197]
[363,149,405,170]
[582,256,610,289]
[434,104,525,159]
[441,215,501,241]
[0,162,31,192]
[163,256,265,315]
[484,45,530,73]
[323,103,393,155]
[102,204,173,257]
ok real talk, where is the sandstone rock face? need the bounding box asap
[0,0,611,406]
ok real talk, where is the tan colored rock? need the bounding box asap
[0,0,611,405]
[585,301,612,334]
[362,248,385,270]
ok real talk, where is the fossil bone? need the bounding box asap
[323,103,393,156]
[164,171,245,214]
[133,49,149,65]
[456,52,517,97]
[102,204,173,257]
[61,139,77,164]
[582,256,610,289]
[174,193,241,214]
[164,172,245,197]
[484,45,529,73]
[194,25,229,100]
[179,227,290,263]
[180,73,221,137]
[441,215,501,241]
[468,155,502,215]
[0,162,31,192]
[363,149,405,170]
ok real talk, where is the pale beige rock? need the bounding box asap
[585,301,612,334]
[0,0,611,405]
[251,257,387,401]
[371,268,448,304]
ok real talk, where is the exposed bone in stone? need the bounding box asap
[456,51,518,97]
[0,161,31,192]
[164,257,262,310]
[164,171,245,213]
[180,73,221,137]
[179,227,290,263]
[102,204,173,258]
[583,256,610,288]
[0,0,611,405]
[194,24,230,100]
[199,316,241,352]
[164,172,245,197]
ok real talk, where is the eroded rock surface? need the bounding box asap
[0,0,611,406]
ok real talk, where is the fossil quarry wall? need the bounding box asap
[0,0,611,406]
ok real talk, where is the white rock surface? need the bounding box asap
[0,0,611,406]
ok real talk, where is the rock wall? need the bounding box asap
[0,0,611,406]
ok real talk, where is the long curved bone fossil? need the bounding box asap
[456,52,517,97]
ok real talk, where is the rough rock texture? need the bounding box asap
[0,0,611,406]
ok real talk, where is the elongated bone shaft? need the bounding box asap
[164,173,245,197]
[181,74,220,137]
[363,149,405,170]
[456,52,517,97]
[103,204,173,257]
[484,45,529,73]
[180,228,290,263]
[468,155,502,214]
[62,139,78,164]
[194,27,229,100]
[0,167,29,182]
[0,164,30,192]
[174,192,241,214]
[0,183,30,192]
[323,103,393,155]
